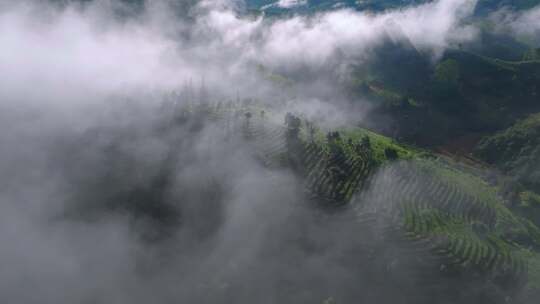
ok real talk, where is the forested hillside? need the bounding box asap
[89,99,540,303]
[475,113,540,192]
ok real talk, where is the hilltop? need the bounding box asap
[78,99,540,303]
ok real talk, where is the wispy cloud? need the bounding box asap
[0,0,480,108]
[489,4,540,44]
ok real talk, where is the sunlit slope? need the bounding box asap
[244,109,540,300]
[72,101,540,301]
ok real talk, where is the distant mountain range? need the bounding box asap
[245,0,424,14]
[245,0,540,15]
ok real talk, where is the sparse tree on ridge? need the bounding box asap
[306,120,317,143]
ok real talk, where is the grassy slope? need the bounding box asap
[291,117,540,297]
[301,126,419,161]
[171,104,540,300]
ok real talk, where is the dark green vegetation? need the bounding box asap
[474,113,540,231]
[349,32,540,145]
[285,116,540,302]
[475,112,540,192]
[476,0,540,14]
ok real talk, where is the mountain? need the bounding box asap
[245,0,428,14]
[245,0,540,15]
[66,99,540,303]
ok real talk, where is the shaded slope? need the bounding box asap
[475,112,540,192]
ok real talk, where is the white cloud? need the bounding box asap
[490,5,540,43]
[277,0,308,9]
[204,0,479,68]
[0,0,481,109]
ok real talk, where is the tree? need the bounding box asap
[361,135,371,150]
[305,120,317,142]
[384,147,398,160]
[243,111,253,139]
[326,131,341,143]
[284,113,303,169]
[327,131,345,160]
[355,135,372,155]
[285,113,301,138]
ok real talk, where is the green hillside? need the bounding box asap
[350,43,540,145]
[475,113,540,193]
[205,104,540,302]
[292,116,540,302]
[34,93,540,303]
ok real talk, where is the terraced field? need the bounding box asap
[295,140,374,204]
[172,103,540,300]
[354,158,540,290]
